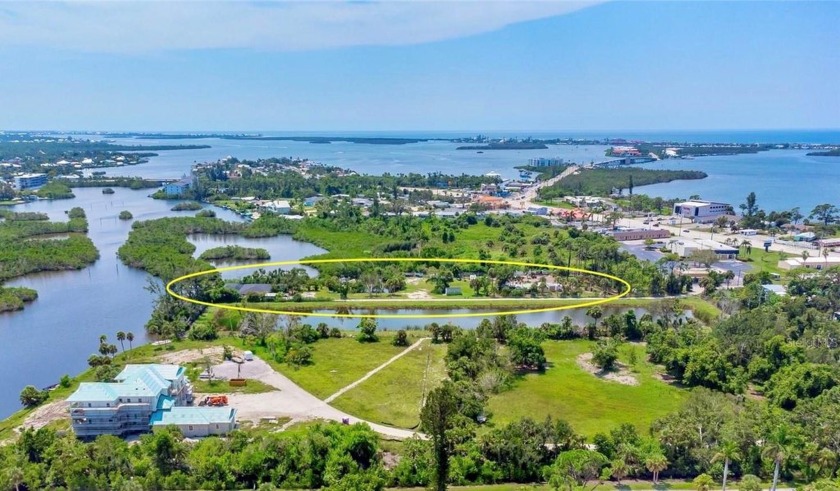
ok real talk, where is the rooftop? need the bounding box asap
[150,407,236,426]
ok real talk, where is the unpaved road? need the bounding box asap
[213,354,424,440]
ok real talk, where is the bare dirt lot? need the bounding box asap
[576,353,639,386]
[158,346,225,365]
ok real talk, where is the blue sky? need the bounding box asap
[0,1,837,132]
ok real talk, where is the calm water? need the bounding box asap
[2,130,838,418]
[635,150,840,212]
[0,188,319,418]
[96,136,612,181]
[94,133,840,212]
[188,234,323,279]
[286,306,667,331]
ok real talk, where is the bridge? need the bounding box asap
[593,156,657,168]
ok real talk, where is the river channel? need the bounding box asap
[0,187,324,419]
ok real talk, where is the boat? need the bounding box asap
[519,170,533,179]
[476,151,484,154]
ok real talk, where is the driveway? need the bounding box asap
[210,357,422,440]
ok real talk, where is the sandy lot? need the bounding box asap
[576,353,639,386]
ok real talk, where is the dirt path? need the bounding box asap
[324,337,430,403]
[216,355,424,439]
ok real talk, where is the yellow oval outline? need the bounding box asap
[166,258,632,319]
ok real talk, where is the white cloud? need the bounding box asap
[0,1,600,53]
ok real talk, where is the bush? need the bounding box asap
[59,374,72,388]
[393,329,409,347]
[739,475,762,491]
[693,473,715,491]
[592,339,619,370]
[119,210,133,220]
[19,385,48,408]
[329,328,342,338]
[357,318,378,343]
[188,323,218,341]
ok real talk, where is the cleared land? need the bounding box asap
[487,340,687,437]
[330,339,448,429]
[273,335,409,399]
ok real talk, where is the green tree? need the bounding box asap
[392,329,409,347]
[644,453,668,484]
[740,475,763,491]
[126,331,134,350]
[810,204,838,226]
[116,331,126,352]
[19,385,47,408]
[592,339,619,370]
[548,449,608,491]
[712,440,741,491]
[763,424,796,491]
[693,473,715,491]
[420,382,460,491]
[357,318,378,343]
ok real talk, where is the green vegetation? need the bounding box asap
[67,177,164,189]
[274,334,407,399]
[331,339,447,428]
[190,378,276,394]
[0,207,98,283]
[488,340,686,436]
[171,201,203,211]
[198,245,270,261]
[0,286,38,312]
[538,168,707,199]
[0,210,49,221]
[118,210,133,220]
[807,148,840,156]
[33,181,74,199]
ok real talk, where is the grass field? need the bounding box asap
[191,378,277,395]
[488,340,687,437]
[331,339,447,429]
[737,248,790,276]
[272,333,413,399]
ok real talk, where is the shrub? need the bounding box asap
[119,210,133,220]
[393,329,409,347]
[19,385,48,408]
[59,374,72,388]
[592,339,619,370]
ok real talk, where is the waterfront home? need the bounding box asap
[12,173,47,190]
[262,200,291,214]
[67,364,236,439]
[162,177,192,197]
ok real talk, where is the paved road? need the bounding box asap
[213,355,423,439]
[507,165,579,209]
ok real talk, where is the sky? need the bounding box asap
[0,1,838,132]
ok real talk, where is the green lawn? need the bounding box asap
[737,247,790,277]
[488,340,687,437]
[272,333,412,399]
[331,339,447,429]
[191,378,277,395]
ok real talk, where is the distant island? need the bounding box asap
[806,148,840,157]
[456,142,548,150]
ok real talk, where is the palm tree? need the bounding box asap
[802,250,810,263]
[586,306,603,328]
[762,424,795,491]
[712,440,741,491]
[822,247,830,269]
[610,458,629,485]
[644,453,668,484]
[740,239,752,257]
[126,332,134,350]
[116,331,126,352]
[99,334,107,345]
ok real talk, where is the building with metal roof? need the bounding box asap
[67,364,235,438]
